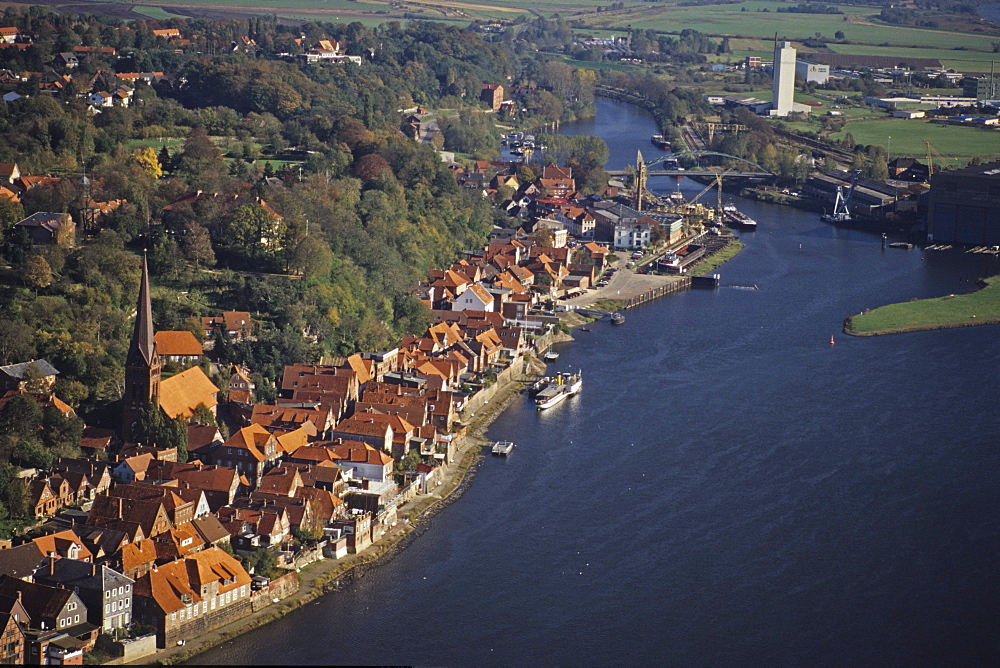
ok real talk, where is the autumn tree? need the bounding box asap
[175,127,226,191]
[23,254,52,291]
[131,146,163,179]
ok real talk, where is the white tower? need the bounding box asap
[771,40,796,116]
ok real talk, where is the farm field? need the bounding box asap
[830,118,1000,162]
[576,1,1000,50]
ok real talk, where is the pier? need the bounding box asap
[623,277,691,309]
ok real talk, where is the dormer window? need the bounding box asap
[181,537,192,546]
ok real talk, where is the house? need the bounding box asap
[251,404,333,436]
[329,418,393,455]
[186,424,224,462]
[112,453,155,484]
[87,494,173,540]
[451,283,495,312]
[0,359,59,392]
[481,84,504,112]
[143,461,242,510]
[217,504,292,548]
[158,365,219,419]
[0,576,90,636]
[0,162,19,186]
[326,441,394,483]
[131,547,251,648]
[151,28,181,40]
[55,53,79,69]
[54,459,112,496]
[34,558,134,633]
[215,424,282,488]
[0,593,29,664]
[28,476,73,518]
[14,212,75,245]
[0,27,19,44]
[153,331,203,366]
[201,311,253,340]
[228,365,254,404]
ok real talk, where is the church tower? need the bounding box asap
[122,256,161,442]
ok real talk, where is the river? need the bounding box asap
[191,97,1000,665]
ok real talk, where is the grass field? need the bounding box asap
[579,2,999,51]
[831,119,1000,162]
[131,5,189,19]
[847,275,1000,335]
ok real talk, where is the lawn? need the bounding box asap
[847,275,1000,335]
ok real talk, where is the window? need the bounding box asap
[74,615,79,624]
[126,584,131,593]
[125,599,130,608]
[105,591,110,598]
[59,619,64,628]
[105,604,110,615]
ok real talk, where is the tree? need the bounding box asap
[835,30,845,40]
[133,402,189,462]
[191,403,216,427]
[175,127,226,190]
[131,147,163,179]
[289,236,332,279]
[23,255,52,291]
[179,222,216,267]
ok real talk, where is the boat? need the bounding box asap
[888,241,913,249]
[534,371,583,410]
[650,134,671,149]
[543,350,560,361]
[610,312,625,325]
[722,203,757,229]
[528,376,550,395]
[491,441,515,456]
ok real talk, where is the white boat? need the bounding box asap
[491,441,515,456]
[535,371,582,410]
[543,350,559,361]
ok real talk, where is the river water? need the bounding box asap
[192,98,1000,665]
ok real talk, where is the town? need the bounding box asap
[0,3,999,665]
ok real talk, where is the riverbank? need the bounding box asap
[140,361,544,666]
[845,275,1000,336]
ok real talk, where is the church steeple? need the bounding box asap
[122,255,161,442]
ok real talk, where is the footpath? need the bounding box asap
[134,361,542,665]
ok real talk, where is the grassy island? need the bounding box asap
[846,276,1000,336]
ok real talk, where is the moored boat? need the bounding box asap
[535,371,582,409]
[543,350,560,361]
[610,312,625,325]
[650,134,671,149]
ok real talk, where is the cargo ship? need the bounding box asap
[722,203,757,229]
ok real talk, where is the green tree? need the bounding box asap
[133,402,189,462]
[22,255,52,291]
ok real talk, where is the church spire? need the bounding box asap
[127,255,156,367]
[122,254,161,442]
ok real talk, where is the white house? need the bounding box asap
[614,221,652,250]
[452,283,495,312]
[87,91,113,108]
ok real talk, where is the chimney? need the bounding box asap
[49,558,55,576]
[91,563,97,577]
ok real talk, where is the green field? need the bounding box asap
[831,119,1000,162]
[131,5,189,20]
[847,275,1000,335]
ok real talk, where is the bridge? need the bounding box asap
[627,149,778,211]
[608,169,768,178]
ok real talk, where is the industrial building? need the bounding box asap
[795,60,829,85]
[926,161,1000,245]
[771,41,796,116]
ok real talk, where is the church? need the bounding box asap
[122,257,220,443]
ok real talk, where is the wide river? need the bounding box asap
[193,98,1000,665]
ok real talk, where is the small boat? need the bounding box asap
[829,335,835,346]
[888,242,913,249]
[491,441,515,456]
[650,134,671,149]
[580,326,591,332]
[543,350,560,361]
[528,376,550,395]
[610,312,625,325]
[535,371,582,410]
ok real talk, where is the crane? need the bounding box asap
[821,169,860,224]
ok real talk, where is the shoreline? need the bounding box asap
[148,361,542,666]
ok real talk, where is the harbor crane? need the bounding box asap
[821,169,861,224]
